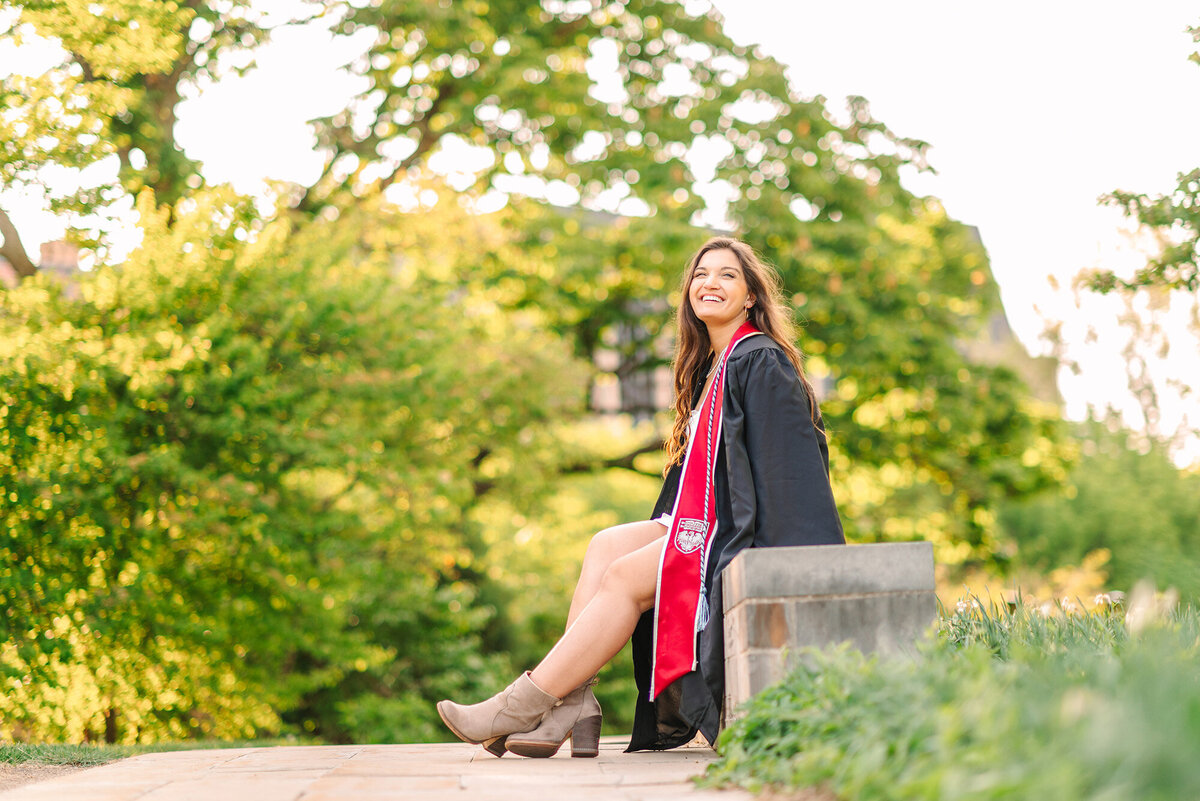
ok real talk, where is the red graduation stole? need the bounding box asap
[651,322,761,700]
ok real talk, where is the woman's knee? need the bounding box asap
[597,544,661,611]
[584,526,624,567]
[585,520,663,565]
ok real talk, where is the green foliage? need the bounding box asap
[3,0,1076,744]
[794,208,1068,559]
[1,0,319,231]
[937,594,1131,660]
[7,0,1066,564]
[1,1,182,198]
[506,200,1070,564]
[0,738,311,766]
[0,187,587,743]
[1087,23,1200,293]
[999,418,1200,600]
[1090,166,1200,293]
[707,604,1200,801]
[305,0,927,216]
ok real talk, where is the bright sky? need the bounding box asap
[714,1,1200,464]
[4,1,1199,463]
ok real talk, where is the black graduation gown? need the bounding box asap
[625,335,845,752]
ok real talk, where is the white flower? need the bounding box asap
[1094,593,1112,608]
[1126,580,1179,635]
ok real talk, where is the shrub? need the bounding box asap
[0,189,584,743]
[706,600,1200,800]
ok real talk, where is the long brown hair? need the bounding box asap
[664,237,821,472]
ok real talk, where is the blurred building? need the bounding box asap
[956,226,1061,407]
[962,307,1062,407]
[590,306,675,420]
[0,240,82,296]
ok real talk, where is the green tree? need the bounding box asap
[0,0,324,268]
[300,1,928,215]
[1070,22,1200,470]
[998,416,1200,600]
[1087,22,1199,294]
[6,0,1066,563]
[2,3,1072,744]
[0,186,587,742]
[1090,166,1200,294]
[311,0,1068,559]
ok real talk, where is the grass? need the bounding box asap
[704,590,1200,801]
[0,737,316,767]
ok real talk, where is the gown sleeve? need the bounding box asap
[723,345,845,548]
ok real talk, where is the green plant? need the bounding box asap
[706,604,1200,801]
[0,189,586,743]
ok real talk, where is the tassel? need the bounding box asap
[696,591,710,632]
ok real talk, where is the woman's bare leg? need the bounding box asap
[530,534,666,698]
[566,520,667,628]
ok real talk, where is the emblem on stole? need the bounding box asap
[674,518,708,554]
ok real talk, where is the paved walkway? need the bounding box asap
[0,737,753,801]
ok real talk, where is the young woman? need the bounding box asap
[437,236,844,757]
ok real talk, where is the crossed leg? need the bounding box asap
[529,520,667,698]
[565,520,669,627]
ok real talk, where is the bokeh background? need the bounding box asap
[2,0,1197,746]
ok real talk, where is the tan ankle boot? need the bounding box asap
[505,676,602,758]
[437,672,560,754]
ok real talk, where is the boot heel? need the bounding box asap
[483,736,507,758]
[570,714,602,758]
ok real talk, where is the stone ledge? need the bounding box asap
[723,542,935,607]
[725,592,936,652]
[721,541,937,723]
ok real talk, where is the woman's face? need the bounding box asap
[689,248,753,325]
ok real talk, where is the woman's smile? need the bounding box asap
[690,248,751,324]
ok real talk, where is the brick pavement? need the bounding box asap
[0,737,753,801]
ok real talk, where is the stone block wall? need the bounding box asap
[722,541,936,723]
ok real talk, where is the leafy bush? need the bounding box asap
[0,189,586,743]
[998,418,1200,601]
[706,599,1200,800]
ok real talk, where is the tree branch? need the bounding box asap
[559,437,665,477]
[378,80,461,192]
[294,79,463,215]
[67,50,99,83]
[0,205,37,279]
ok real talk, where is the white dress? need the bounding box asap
[655,409,701,530]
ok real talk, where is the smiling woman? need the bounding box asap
[436,236,845,757]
